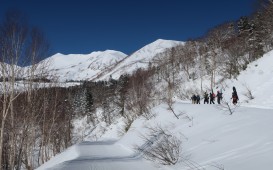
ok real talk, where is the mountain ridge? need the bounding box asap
[40,39,184,81]
[96,39,184,80]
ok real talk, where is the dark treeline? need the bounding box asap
[1,87,73,169]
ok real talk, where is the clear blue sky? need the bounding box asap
[0,0,257,56]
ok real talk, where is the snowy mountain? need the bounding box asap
[36,49,273,170]
[42,50,127,82]
[96,39,184,80]
[40,39,183,82]
[0,63,23,78]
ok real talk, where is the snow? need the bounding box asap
[37,102,273,170]
[118,102,273,170]
[37,49,273,170]
[98,39,184,80]
[30,39,183,82]
[36,141,158,170]
[42,50,127,82]
[224,50,273,108]
[171,103,273,170]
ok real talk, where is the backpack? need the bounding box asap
[232,92,238,99]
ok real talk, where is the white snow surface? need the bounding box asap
[43,50,127,82]
[36,140,157,170]
[37,50,273,170]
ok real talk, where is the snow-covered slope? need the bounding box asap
[96,39,184,80]
[0,63,23,77]
[36,103,273,170]
[36,141,158,170]
[37,49,273,170]
[36,104,273,170]
[43,50,127,82]
[126,102,273,170]
[180,50,273,109]
[223,50,273,108]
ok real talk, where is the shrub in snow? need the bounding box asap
[216,98,239,115]
[243,84,254,101]
[135,126,181,165]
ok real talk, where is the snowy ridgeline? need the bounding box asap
[34,39,183,82]
[36,50,273,169]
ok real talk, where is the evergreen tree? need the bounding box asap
[85,87,97,125]
[237,16,264,60]
[238,16,253,35]
[115,74,129,117]
[85,87,94,113]
[252,12,266,57]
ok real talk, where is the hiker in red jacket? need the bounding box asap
[231,86,239,105]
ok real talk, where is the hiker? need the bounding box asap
[196,94,200,104]
[216,91,223,104]
[204,92,209,104]
[191,94,197,104]
[210,92,215,104]
[231,86,239,105]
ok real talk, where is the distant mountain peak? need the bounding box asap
[96,39,184,80]
[36,39,183,82]
[153,38,184,44]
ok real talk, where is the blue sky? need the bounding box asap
[0,0,257,56]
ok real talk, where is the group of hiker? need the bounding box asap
[191,94,201,104]
[191,86,239,105]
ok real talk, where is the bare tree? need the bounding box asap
[177,41,197,80]
[205,22,236,89]
[0,11,28,170]
[222,37,243,79]
[0,10,50,169]
[125,68,154,119]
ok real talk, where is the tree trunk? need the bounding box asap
[0,118,6,170]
